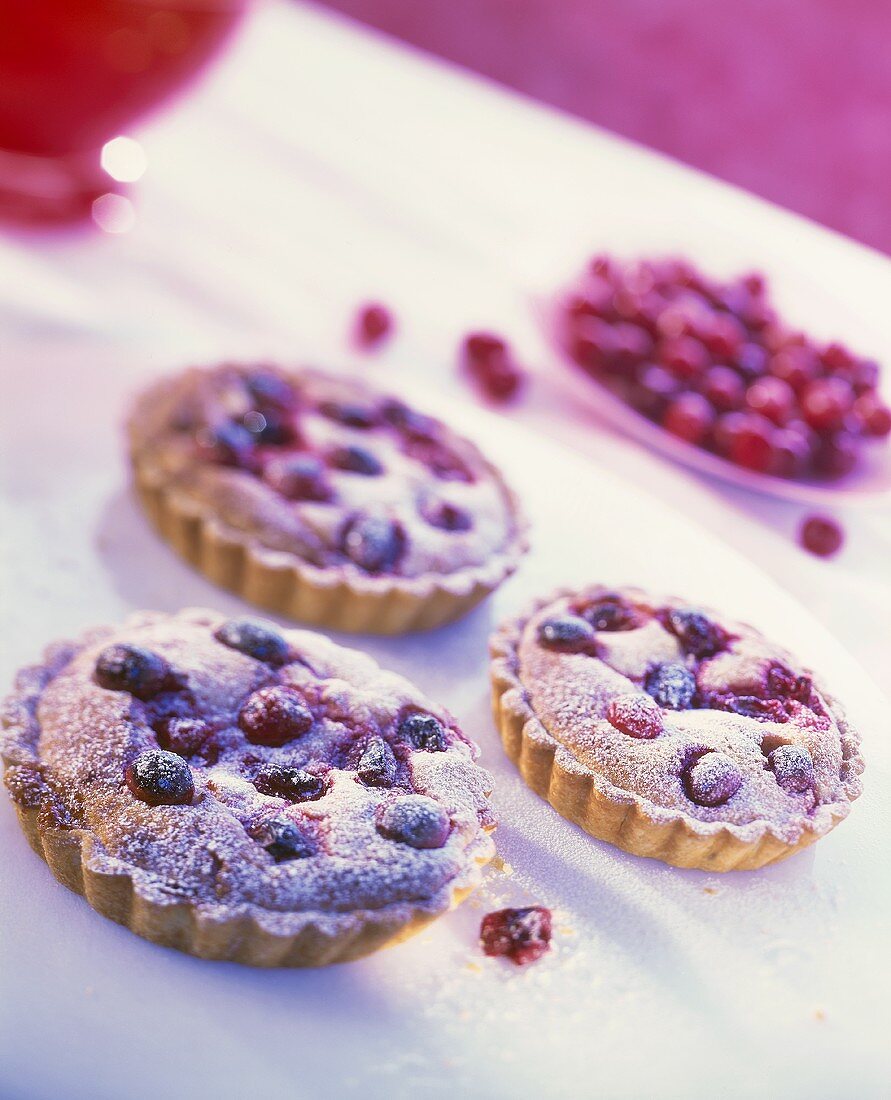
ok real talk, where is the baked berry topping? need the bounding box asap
[398,712,447,752]
[238,686,313,746]
[250,815,314,862]
[419,496,473,532]
[480,906,552,966]
[253,763,327,801]
[766,663,815,705]
[684,751,742,807]
[662,608,727,658]
[560,256,889,483]
[155,716,213,758]
[577,596,639,632]
[376,795,451,849]
[95,644,171,700]
[245,369,296,410]
[263,454,333,502]
[200,421,256,467]
[644,663,697,710]
[214,618,290,664]
[537,615,597,653]
[768,744,815,793]
[317,400,378,429]
[380,398,437,440]
[340,513,406,573]
[709,694,790,722]
[403,437,474,483]
[606,694,664,739]
[799,514,844,558]
[327,444,384,477]
[242,409,296,446]
[355,302,393,347]
[124,750,194,806]
[356,736,398,786]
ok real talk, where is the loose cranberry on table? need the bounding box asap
[461,331,525,403]
[799,514,845,558]
[559,255,891,483]
[353,302,393,349]
[480,906,553,966]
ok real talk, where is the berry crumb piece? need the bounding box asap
[480,906,552,966]
[799,514,844,558]
[354,302,393,348]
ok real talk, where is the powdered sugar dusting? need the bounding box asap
[514,586,861,844]
[2,609,495,927]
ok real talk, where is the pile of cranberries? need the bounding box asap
[560,256,891,481]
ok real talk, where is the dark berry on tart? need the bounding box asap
[1,610,496,965]
[127,365,526,634]
[490,585,863,871]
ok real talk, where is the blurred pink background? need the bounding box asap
[323,0,891,257]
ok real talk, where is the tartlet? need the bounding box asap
[490,585,863,871]
[2,609,495,965]
[127,363,527,633]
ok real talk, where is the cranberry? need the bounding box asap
[200,421,256,467]
[854,392,891,437]
[398,712,447,752]
[242,409,295,446]
[419,496,472,532]
[735,342,770,380]
[659,335,709,379]
[125,750,194,806]
[851,359,880,394]
[238,686,313,746]
[250,815,314,861]
[462,331,525,403]
[771,427,812,479]
[355,302,393,348]
[377,795,450,849]
[380,399,437,440]
[663,393,715,445]
[820,343,854,372]
[702,314,745,359]
[254,764,327,801]
[745,376,795,425]
[317,400,378,429]
[799,514,844,558]
[571,318,619,372]
[214,618,290,664]
[578,596,639,632]
[340,513,406,573]
[246,369,296,410]
[155,717,212,758]
[768,347,817,391]
[464,332,508,363]
[800,378,854,431]
[480,906,552,966]
[403,437,474,482]
[644,663,696,710]
[537,615,597,654]
[662,609,727,658]
[606,694,663,739]
[264,454,332,502]
[729,414,776,473]
[328,444,383,477]
[700,365,745,412]
[630,364,681,419]
[684,751,742,807]
[357,736,397,786]
[813,433,857,479]
[768,745,815,793]
[95,644,171,700]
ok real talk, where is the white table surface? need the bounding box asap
[1,2,890,1095]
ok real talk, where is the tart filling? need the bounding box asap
[490,586,863,869]
[127,365,526,610]
[2,610,495,963]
